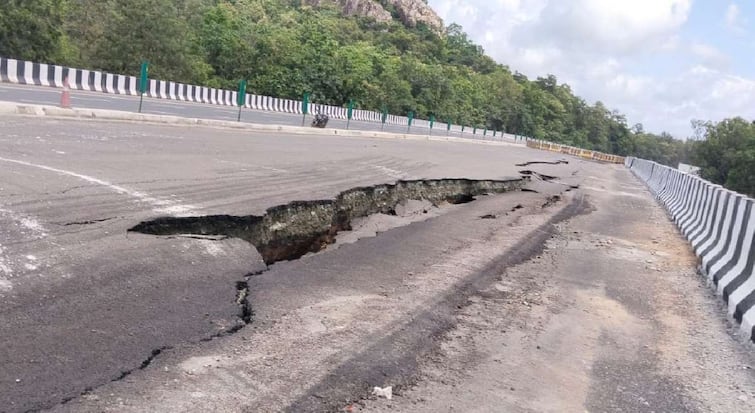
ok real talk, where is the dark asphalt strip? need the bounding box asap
[282,193,593,413]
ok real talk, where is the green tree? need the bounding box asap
[0,0,65,62]
[692,118,755,196]
[199,2,255,87]
[91,0,210,82]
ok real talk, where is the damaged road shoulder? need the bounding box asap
[285,193,593,412]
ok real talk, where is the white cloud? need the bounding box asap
[645,67,755,134]
[515,0,691,53]
[657,35,682,52]
[689,42,730,68]
[428,0,755,137]
[726,3,740,23]
[725,3,746,33]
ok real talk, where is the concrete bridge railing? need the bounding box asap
[626,157,755,343]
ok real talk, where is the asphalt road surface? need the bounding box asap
[0,115,556,412]
[0,83,509,140]
[1,115,753,412]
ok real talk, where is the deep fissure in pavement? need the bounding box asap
[515,160,569,166]
[129,178,525,265]
[519,170,558,181]
[66,179,524,411]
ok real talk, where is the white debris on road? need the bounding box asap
[372,386,393,400]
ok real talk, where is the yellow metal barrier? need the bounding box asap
[525,140,625,164]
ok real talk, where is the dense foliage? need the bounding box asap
[690,118,755,197]
[0,0,751,194]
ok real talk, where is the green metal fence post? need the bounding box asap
[301,92,310,126]
[138,61,149,113]
[237,79,247,122]
[346,99,354,130]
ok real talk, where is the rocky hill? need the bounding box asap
[305,0,444,32]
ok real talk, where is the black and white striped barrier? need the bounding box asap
[2,56,526,136]
[627,157,755,342]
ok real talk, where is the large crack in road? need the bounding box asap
[44,175,581,412]
[36,178,526,412]
[129,178,525,265]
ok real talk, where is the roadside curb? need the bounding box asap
[0,101,523,148]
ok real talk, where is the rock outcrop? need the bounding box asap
[342,0,394,22]
[383,0,444,31]
[304,0,444,32]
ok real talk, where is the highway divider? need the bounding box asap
[626,157,755,343]
[0,100,525,149]
[0,56,524,141]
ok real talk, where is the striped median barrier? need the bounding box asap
[4,56,516,138]
[627,157,755,342]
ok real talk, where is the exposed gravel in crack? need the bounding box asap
[129,178,524,265]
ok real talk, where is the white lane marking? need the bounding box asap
[0,84,61,94]
[18,99,50,104]
[53,150,66,155]
[0,246,11,276]
[0,244,12,291]
[369,164,407,180]
[0,84,136,102]
[215,158,288,174]
[0,156,195,216]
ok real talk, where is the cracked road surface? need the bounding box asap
[1,115,753,412]
[360,167,755,413]
[0,115,560,412]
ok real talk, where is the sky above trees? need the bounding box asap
[429,0,755,138]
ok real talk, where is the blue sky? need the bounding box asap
[429,0,755,138]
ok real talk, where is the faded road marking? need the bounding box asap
[369,164,407,179]
[0,244,12,292]
[0,156,195,216]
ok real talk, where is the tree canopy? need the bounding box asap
[690,118,755,197]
